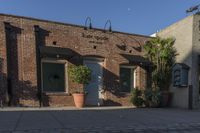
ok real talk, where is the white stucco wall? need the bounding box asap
[191,14,200,109]
[157,15,194,108]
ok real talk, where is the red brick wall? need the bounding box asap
[0,14,151,107]
[0,21,7,105]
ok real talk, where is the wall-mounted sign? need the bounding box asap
[82,33,109,44]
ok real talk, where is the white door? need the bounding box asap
[84,60,103,106]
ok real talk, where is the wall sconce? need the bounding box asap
[84,17,92,30]
[104,20,112,32]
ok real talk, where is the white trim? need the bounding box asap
[134,69,137,88]
[41,58,69,94]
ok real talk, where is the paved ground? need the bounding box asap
[0,108,200,133]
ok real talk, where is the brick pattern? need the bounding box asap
[0,22,8,105]
[0,14,151,107]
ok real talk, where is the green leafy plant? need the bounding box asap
[130,88,144,107]
[144,89,161,108]
[144,36,177,91]
[68,65,92,93]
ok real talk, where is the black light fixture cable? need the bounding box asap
[104,20,112,32]
[84,17,92,30]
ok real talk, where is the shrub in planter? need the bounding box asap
[144,89,161,108]
[144,37,177,107]
[68,65,92,108]
[130,88,144,107]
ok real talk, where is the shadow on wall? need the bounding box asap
[2,23,51,107]
[102,61,150,106]
[35,26,52,107]
[0,58,44,107]
[1,24,84,107]
[103,68,121,96]
[4,23,20,106]
[102,67,125,106]
[0,58,7,106]
[102,99,122,106]
[34,26,83,106]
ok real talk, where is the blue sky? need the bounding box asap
[0,0,199,35]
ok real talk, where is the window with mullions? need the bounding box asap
[120,67,134,92]
[42,62,66,92]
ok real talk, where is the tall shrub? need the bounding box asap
[144,37,177,91]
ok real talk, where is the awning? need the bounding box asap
[120,54,152,66]
[83,55,105,62]
[39,46,81,59]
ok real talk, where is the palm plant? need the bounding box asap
[144,36,177,91]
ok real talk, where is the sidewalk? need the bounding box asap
[0,108,200,132]
[0,106,136,111]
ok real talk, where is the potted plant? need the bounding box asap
[68,65,92,108]
[144,88,161,108]
[144,37,177,107]
[130,88,144,107]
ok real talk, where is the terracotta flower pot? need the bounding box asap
[72,93,85,108]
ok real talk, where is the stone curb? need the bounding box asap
[0,106,136,112]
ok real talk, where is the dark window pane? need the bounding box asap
[42,62,65,92]
[120,67,133,92]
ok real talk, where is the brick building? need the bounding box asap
[0,14,151,107]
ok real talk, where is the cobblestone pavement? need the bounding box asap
[0,108,200,133]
